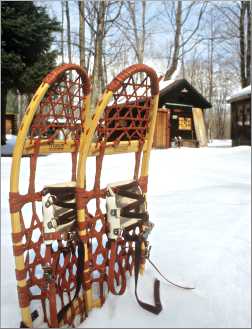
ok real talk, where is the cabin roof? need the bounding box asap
[227,85,251,103]
[159,78,212,109]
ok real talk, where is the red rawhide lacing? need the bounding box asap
[75,66,157,304]
[11,64,159,327]
[10,65,90,327]
[9,191,42,213]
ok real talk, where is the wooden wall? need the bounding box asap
[153,107,208,148]
[5,114,17,135]
[153,109,171,148]
[231,98,251,146]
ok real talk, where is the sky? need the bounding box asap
[33,0,242,95]
[35,1,210,72]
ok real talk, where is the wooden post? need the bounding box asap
[192,108,208,147]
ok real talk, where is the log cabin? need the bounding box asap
[153,79,211,148]
[227,85,251,146]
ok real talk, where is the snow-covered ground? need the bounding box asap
[1,135,233,157]
[1,146,251,328]
[208,139,232,147]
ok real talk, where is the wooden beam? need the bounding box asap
[192,107,208,147]
[23,139,148,156]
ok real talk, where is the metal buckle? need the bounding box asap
[113,228,122,237]
[110,209,117,216]
[47,218,57,230]
[45,195,55,208]
[141,221,154,240]
[145,244,152,259]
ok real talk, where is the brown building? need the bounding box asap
[227,85,251,146]
[4,91,18,135]
[153,79,211,148]
[5,113,17,135]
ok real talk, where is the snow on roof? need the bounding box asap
[159,78,176,91]
[227,85,251,102]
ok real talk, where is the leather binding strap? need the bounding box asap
[113,182,148,221]
[134,238,162,315]
[108,180,162,313]
[123,230,162,315]
[56,239,85,322]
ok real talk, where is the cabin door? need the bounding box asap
[153,109,171,148]
[171,109,182,139]
[171,108,195,141]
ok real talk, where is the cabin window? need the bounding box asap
[178,117,192,130]
[237,106,243,126]
[244,105,251,126]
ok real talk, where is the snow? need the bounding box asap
[1,146,251,328]
[159,78,176,92]
[144,58,182,83]
[227,85,251,103]
[208,139,232,147]
[1,134,17,156]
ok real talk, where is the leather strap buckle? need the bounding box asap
[145,244,152,259]
[141,221,154,240]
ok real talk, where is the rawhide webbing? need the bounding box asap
[10,64,92,328]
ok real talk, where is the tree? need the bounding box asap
[65,1,72,63]
[240,1,251,87]
[61,0,65,63]
[164,1,182,80]
[114,0,163,75]
[79,0,85,68]
[119,0,147,66]
[84,0,122,110]
[163,1,207,80]
[214,1,251,87]
[1,2,60,144]
[245,2,251,86]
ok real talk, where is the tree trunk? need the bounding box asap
[208,10,214,104]
[91,1,106,112]
[1,86,7,145]
[79,0,85,68]
[164,1,182,80]
[128,0,146,67]
[139,0,146,66]
[246,1,251,86]
[239,2,246,87]
[66,1,72,63]
[61,1,64,63]
[103,52,108,87]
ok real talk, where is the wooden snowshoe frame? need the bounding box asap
[9,64,91,328]
[76,64,159,313]
[9,63,159,328]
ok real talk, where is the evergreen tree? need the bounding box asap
[1,1,61,144]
